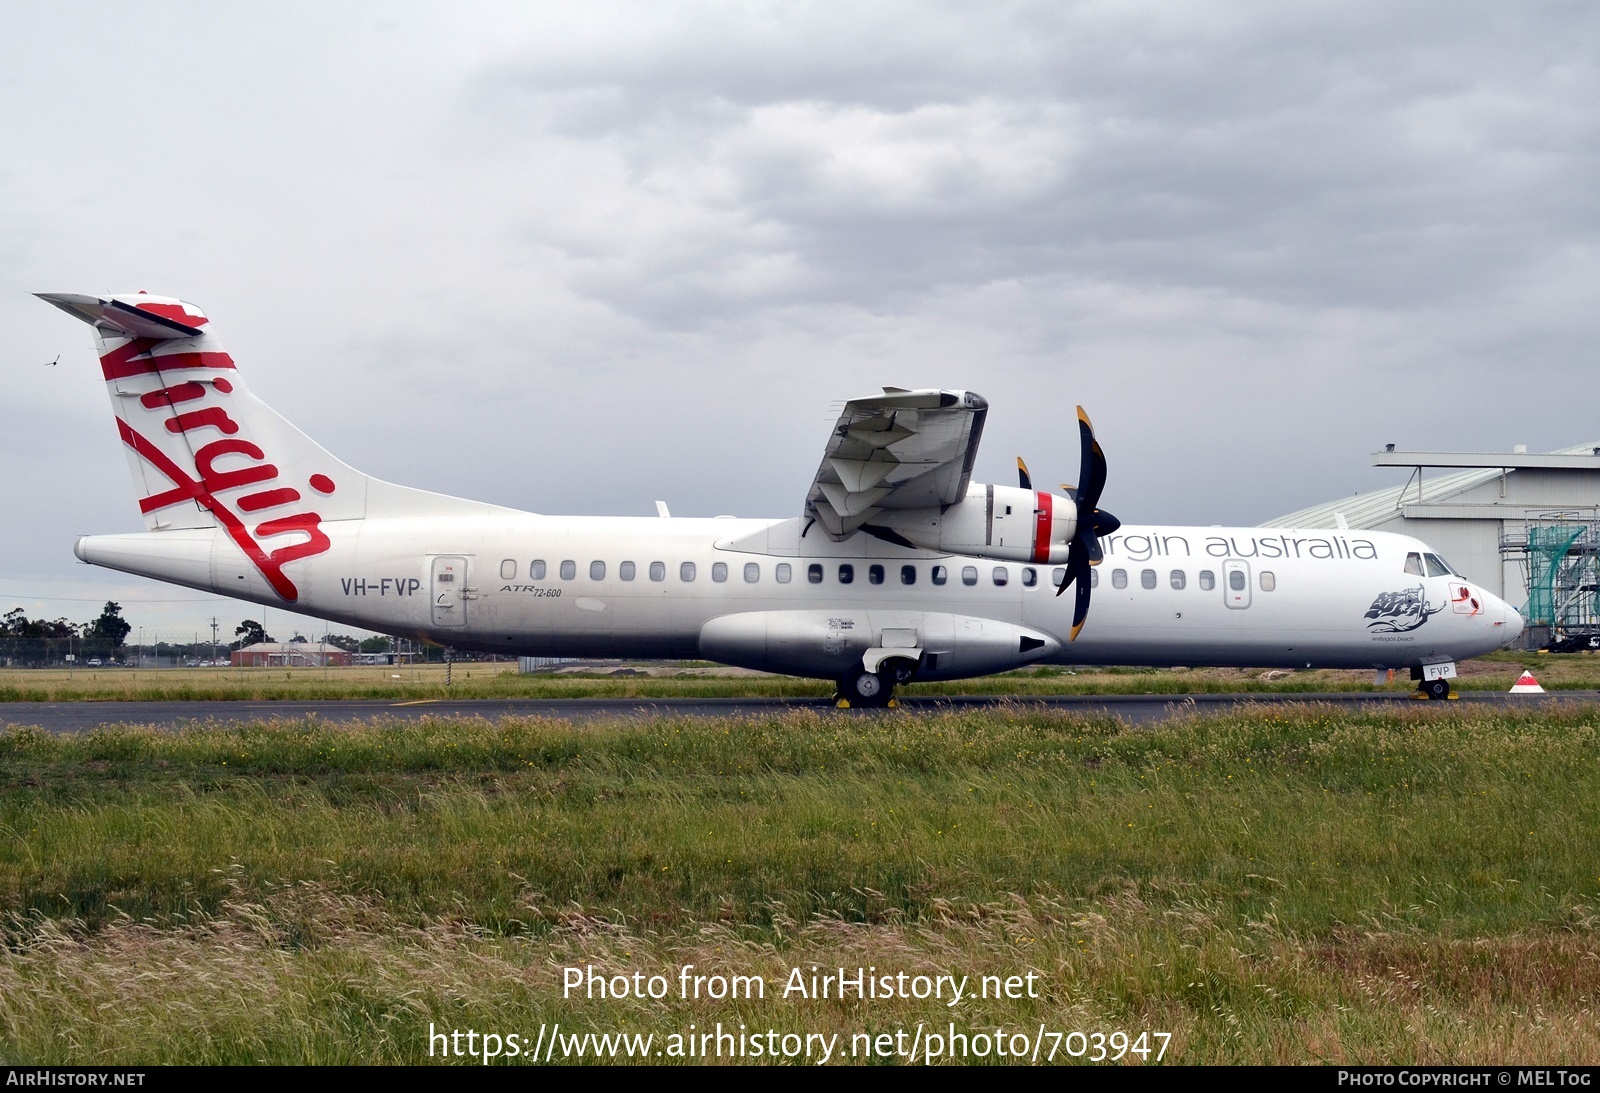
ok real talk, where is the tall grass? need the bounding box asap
[3,703,1600,1063]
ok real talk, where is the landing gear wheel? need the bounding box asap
[1423,678,1451,701]
[838,668,893,708]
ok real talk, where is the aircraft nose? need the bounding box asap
[1495,596,1524,646]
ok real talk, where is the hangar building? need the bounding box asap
[1266,443,1600,646]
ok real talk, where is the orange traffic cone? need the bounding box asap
[1509,670,1545,694]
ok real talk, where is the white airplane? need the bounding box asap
[40,291,1524,705]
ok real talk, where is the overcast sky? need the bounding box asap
[5,1,1599,638]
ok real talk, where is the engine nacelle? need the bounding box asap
[875,483,1077,564]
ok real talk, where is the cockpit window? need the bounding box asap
[1403,552,1424,576]
[1424,553,1452,577]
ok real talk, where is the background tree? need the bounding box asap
[322,633,362,652]
[234,619,272,649]
[3,608,31,665]
[2,608,80,666]
[82,601,131,658]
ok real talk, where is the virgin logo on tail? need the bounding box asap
[108,340,335,602]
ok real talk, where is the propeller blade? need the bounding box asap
[1076,406,1107,511]
[1016,457,1032,491]
[1071,559,1093,641]
[1062,407,1112,641]
[1056,539,1083,596]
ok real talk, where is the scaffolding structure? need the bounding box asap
[1502,519,1600,633]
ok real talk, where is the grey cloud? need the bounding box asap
[466,2,1600,329]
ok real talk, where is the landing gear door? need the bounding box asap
[1223,559,1252,609]
[431,556,468,627]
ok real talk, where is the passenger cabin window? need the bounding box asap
[808,564,823,584]
[868,564,885,585]
[590,561,606,580]
[839,564,854,585]
[1199,570,1215,590]
[649,561,665,582]
[1260,571,1276,591]
[712,562,728,582]
[901,565,916,585]
[500,559,516,580]
[680,561,696,582]
[1090,569,1098,589]
[1141,569,1157,589]
[619,561,636,581]
[776,563,792,584]
[1170,570,1186,590]
[932,565,949,586]
[1229,570,1246,591]
[1022,567,1037,588]
[1112,569,1127,589]
[531,559,547,580]
[962,566,979,586]
[1424,553,1450,577]
[1404,552,1424,576]
[560,560,576,580]
[992,567,1009,586]
[744,562,760,583]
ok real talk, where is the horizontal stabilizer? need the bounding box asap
[37,293,209,339]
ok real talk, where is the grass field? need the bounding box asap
[0,648,1588,702]
[3,701,1600,1064]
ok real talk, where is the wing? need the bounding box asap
[804,388,989,540]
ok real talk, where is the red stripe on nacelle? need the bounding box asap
[1032,490,1052,563]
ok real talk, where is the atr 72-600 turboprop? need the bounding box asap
[40,292,1523,705]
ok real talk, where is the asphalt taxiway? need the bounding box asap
[2,691,1597,733]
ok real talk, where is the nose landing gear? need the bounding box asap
[1411,663,1458,701]
[1418,678,1455,701]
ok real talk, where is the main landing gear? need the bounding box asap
[836,657,918,708]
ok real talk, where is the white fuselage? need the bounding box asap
[77,513,1524,680]
[41,292,1526,686]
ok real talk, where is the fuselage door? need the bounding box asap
[431,556,468,627]
[1223,559,1252,609]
